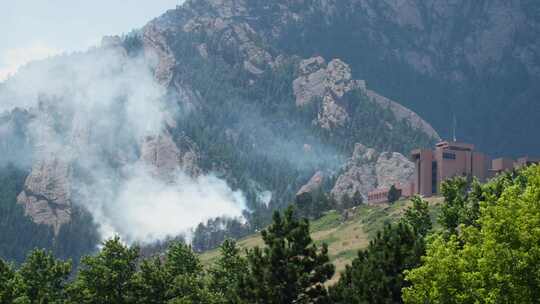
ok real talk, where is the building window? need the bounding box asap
[432,161,438,194]
[443,152,456,160]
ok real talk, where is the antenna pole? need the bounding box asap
[453,115,457,142]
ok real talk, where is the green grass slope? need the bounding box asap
[199,196,443,282]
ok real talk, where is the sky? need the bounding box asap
[0,0,184,81]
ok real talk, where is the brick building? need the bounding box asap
[411,141,489,196]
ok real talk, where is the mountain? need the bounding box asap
[0,0,538,261]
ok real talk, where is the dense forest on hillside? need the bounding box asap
[2,165,539,303]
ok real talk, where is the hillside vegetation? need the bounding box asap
[200,196,444,282]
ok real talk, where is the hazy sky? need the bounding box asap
[0,0,184,81]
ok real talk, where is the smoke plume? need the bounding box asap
[0,44,245,244]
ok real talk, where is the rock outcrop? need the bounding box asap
[293,57,365,129]
[142,23,177,86]
[331,144,414,203]
[296,171,325,197]
[292,56,439,139]
[15,98,76,234]
[17,157,72,234]
[141,131,201,183]
[180,0,274,76]
[331,144,378,203]
[375,152,415,189]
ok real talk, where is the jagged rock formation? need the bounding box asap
[296,171,324,197]
[15,98,76,234]
[17,157,72,234]
[292,56,439,137]
[331,144,378,203]
[180,0,275,76]
[331,144,414,203]
[375,152,415,189]
[141,131,201,183]
[293,57,366,129]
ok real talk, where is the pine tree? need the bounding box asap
[352,191,363,206]
[164,242,223,304]
[132,257,169,304]
[238,206,335,304]
[330,222,424,304]
[209,239,247,303]
[403,196,432,237]
[67,236,139,303]
[0,258,15,303]
[387,184,401,204]
[12,249,72,303]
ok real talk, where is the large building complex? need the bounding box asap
[368,141,539,203]
[411,141,489,196]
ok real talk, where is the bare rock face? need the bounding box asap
[331,143,414,204]
[293,57,327,106]
[17,157,72,234]
[15,98,76,234]
[293,56,439,138]
[141,131,201,183]
[180,0,274,76]
[293,57,365,129]
[142,23,177,86]
[331,144,378,203]
[296,171,325,197]
[375,152,415,189]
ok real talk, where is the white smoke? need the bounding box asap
[84,164,245,244]
[0,43,246,244]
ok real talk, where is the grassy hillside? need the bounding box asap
[199,196,443,283]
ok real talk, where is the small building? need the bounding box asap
[367,182,415,204]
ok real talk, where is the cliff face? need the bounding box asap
[331,144,415,203]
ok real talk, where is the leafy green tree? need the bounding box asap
[438,176,469,233]
[0,258,15,303]
[165,242,202,277]
[67,236,139,304]
[403,196,432,237]
[132,257,169,304]
[132,241,223,304]
[10,249,71,304]
[403,165,540,303]
[238,206,335,303]
[330,222,425,304]
[208,240,246,303]
[167,242,224,303]
[387,184,401,204]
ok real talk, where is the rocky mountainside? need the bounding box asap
[158,0,539,155]
[1,0,537,258]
